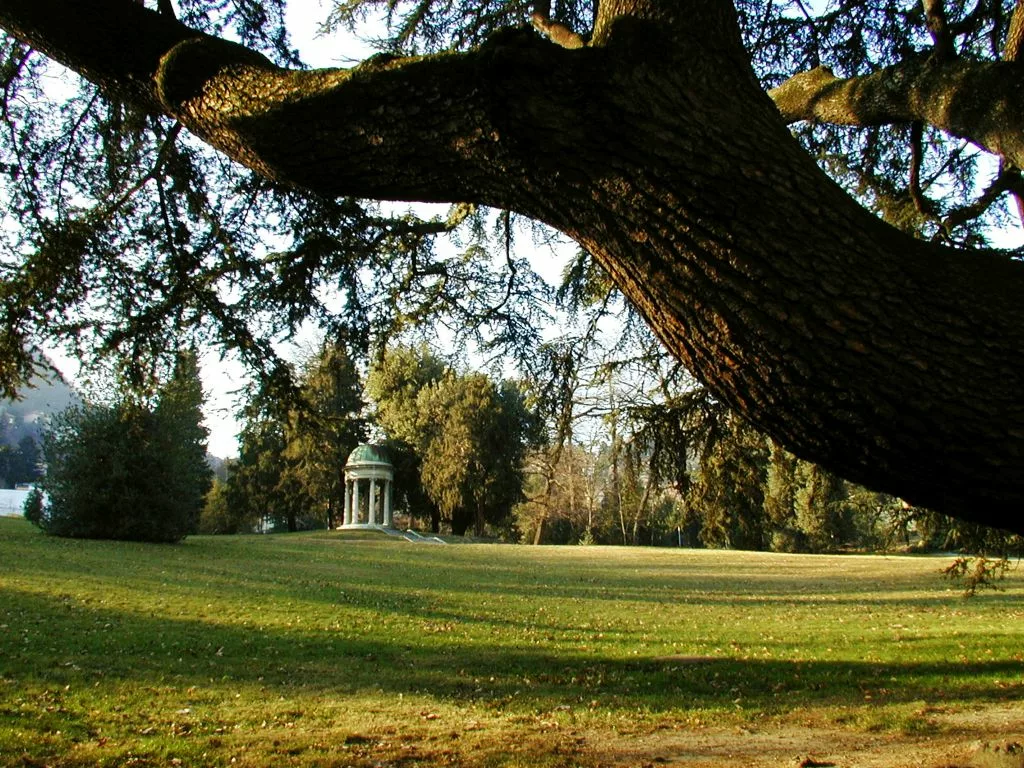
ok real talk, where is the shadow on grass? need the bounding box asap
[2,584,1020,718]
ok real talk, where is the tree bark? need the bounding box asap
[768,58,1024,168]
[2,0,1024,533]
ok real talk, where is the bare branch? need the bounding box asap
[92,122,183,223]
[939,166,1023,235]
[55,90,100,215]
[794,0,822,67]
[908,121,931,215]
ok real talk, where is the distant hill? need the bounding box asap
[2,358,228,483]
[0,358,79,448]
[206,453,229,481]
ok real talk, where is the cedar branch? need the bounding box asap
[769,58,1024,169]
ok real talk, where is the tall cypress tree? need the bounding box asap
[152,350,213,536]
[282,342,366,529]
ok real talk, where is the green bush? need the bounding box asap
[36,354,211,543]
[22,487,43,526]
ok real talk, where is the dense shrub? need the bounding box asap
[36,355,210,543]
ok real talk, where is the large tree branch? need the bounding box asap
[769,58,1024,168]
[0,0,569,206]
[1005,0,1024,62]
[158,44,511,203]
[0,0,196,112]
[0,0,739,210]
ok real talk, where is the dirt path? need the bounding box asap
[587,706,1024,767]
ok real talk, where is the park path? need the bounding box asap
[588,705,1024,767]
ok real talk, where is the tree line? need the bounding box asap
[203,342,539,537]
[23,335,1023,564]
[517,408,958,554]
[514,373,1016,555]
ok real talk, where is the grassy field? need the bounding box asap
[1,517,1022,767]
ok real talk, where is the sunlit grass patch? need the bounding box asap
[1,518,1022,766]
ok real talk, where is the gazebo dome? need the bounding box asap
[346,443,392,468]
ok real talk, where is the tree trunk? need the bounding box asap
[451,514,469,536]
[3,0,1024,532]
[631,468,654,546]
[474,501,485,538]
[567,454,578,541]
[608,400,627,545]
[533,453,556,545]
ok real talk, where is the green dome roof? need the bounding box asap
[346,443,392,467]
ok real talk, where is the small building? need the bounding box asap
[341,444,395,529]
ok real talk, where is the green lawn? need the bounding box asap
[0,517,1021,766]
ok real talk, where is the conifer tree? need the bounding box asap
[688,415,769,551]
[36,351,211,542]
[763,442,804,552]
[282,342,366,528]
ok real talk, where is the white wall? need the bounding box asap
[0,488,29,517]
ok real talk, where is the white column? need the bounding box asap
[384,479,393,528]
[369,479,378,525]
[352,480,361,525]
[343,480,352,526]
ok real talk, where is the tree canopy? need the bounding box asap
[1,0,1023,533]
[368,344,539,535]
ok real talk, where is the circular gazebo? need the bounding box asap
[341,444,395,529]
